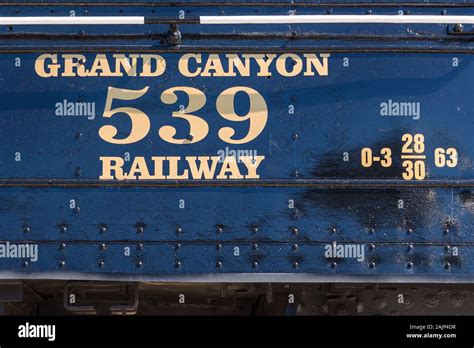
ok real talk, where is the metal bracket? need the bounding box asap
[63,282,138,315]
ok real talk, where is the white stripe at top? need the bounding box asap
[0,16,145,25]
[200,14,474,25]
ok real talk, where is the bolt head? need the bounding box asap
[98,260,105,268]
[453,23,464,33]
[175,260,182,268]
[58,261,66,268]
[23,226,30,233]
[216,261,223,268]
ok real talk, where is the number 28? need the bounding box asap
[98,86,268,145]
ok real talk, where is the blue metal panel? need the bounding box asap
[0,0,473,282]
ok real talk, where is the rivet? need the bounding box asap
[292,134,299,141]
[443,228,450,235]
[99,243,106,251]
[407,244,414,251]
[75,132,83,139]
[58,260,66,268]
[292,261,299,268]
[330,227,337,234]
[367,9,372,14]
[368,228,375,234]
[186,134,194,141]
[292,244,299,251]
[136,260,143,268]
[444,245,451,252]
[22,261,29,268]
[216,244,222,251]
[58,243,66,250]
[251,227,258,234]
[59,225,67,233]
[98,260,105,268]
[407,227,413,234]
[176,226,183,234]
[293,169,299,178]
[137,243,144,251]
[453,23,464,33]
[23,226,30,234]
[136,226,144,234]
[216,225,224,234]
[326,8,333,15]
[74,167,81,177]
[368,244,376,251]
[252,261,258,268]
[444,263,451,271]
[252,243,258,250]
[290,227,299,235]
[331,261,337,268]
[441,9,448,15]
[173,243,181,251]
[74,206,80,214]
[369,262,376,269]
[99,225,107,233]
[175,260,182,268]
[216,261,223,268]
[406,262,414,270]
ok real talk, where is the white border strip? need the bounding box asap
[0,16,145,25]
[200,14,474,25]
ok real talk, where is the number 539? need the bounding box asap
[98,86,268,145]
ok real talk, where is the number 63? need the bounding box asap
[98,86,268,145]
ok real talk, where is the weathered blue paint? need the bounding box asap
[0,0,473,282]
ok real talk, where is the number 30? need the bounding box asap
[98,86,268,145]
